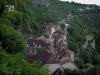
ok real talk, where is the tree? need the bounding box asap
[60,23,65,30]
[0,50,49,75]
[36,48,43,54]
[75,57,84,69]
[0,24,26,54]
[68,40,79,53]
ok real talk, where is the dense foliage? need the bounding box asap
[0,50,49,75]
[0,0,56,74]
[0,24,26,54]
[0,0,57,35]
[49,0,98,18]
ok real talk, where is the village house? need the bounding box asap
[5,5,15,11]
[26,24,75,74]
[27,39,50,55]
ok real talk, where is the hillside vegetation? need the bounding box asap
[0,0,57,74]
[49,0,100,70]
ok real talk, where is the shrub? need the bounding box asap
[0,50,49,75]
[75,57,84,69]
[84,63,95,70]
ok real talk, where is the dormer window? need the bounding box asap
[35,45,37,48]
[61,45,64,49]
[39,45,41,47]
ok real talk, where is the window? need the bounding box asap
[35,45,37,48]
[39,45,41,47]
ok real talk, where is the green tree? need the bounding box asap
[0,24,26,54]
[0,50,49,75]
[36,48,43,54]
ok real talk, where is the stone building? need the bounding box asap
[5,5,15,11]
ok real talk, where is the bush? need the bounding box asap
[1,11,24,29]
[75,57,84,69]
[68,40,79,53]
[84,63,95,70]
[92,54,100,64]
[0,50,49,75]
[36,48,43,54]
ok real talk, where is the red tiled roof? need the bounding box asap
[27,39,50,50]
[53,30,64,35]
[33,51,50,64]
[46,60,60,64]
